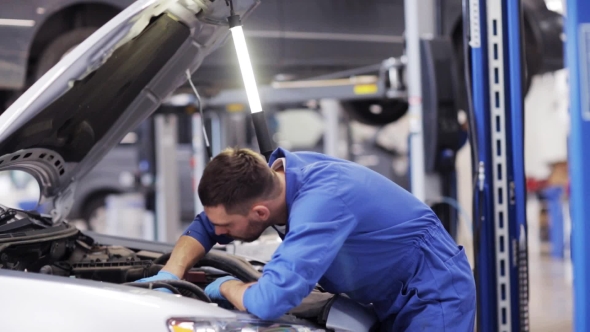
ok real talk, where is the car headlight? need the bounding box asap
[167,318,327,332]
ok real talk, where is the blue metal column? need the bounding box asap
[469,0,497,330]
[469,0,528,330]
[505,0,529,329]
[565,1,590,330]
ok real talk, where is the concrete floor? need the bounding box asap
[529,253,573,331]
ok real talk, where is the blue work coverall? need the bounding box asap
[184,148,476,331]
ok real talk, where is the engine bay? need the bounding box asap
[0,206,342,328]
[0,207,261,287]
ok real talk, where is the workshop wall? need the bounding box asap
[524,69,569,180]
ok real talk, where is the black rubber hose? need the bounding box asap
[126,264,165,281]
[125,279,209,302]
[153,250,262,283]
[196,250,262,282]
[159,280,211,302]
[153,253,170,265]
[124,281,181,295]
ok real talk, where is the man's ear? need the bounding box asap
[251,204,271,221]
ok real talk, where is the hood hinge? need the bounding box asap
[51,182,76,223]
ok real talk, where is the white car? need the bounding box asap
[0,0,377,331]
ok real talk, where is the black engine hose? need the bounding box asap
[124,281,181,295]
[126,264,165,281]
[196,250,262,282]
[125,279,210,302]
[158,280,211,302]
[153,252,171,265]
[154,250,262,283]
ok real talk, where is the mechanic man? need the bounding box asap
[139,147,476,331]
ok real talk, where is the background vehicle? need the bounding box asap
[0,0,565,125]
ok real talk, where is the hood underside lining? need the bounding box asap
[0,14,190,165]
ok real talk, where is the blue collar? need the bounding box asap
[268,148,301,238]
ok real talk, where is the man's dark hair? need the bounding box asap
[198,147,278,215]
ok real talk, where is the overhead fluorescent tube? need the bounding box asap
[230,25,263,114]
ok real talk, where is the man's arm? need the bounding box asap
[161,211,233,278]
[160,236,207,278]
[240,191,358,320]
[219,280,255,311]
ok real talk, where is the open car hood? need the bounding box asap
[0,0,259,222]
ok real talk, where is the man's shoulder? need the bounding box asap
[295,162,363,202]
[278,148,348,166]
[299,157,363,177]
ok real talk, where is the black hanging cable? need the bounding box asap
[462,0,480,176]
[225,0,235,16]
[186,70,213,161]
[225,0,241,30]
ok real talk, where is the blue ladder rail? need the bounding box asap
[470,1,529,331]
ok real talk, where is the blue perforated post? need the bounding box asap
[565,0,590,330]
[505,0,529,329]
[469,0,528,330]
[469,0,497,329]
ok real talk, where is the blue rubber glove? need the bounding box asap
[204,276,240,301]
[136,270,180,294]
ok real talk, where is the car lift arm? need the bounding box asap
[203,60,406,107]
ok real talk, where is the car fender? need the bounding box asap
[0,269,236,332]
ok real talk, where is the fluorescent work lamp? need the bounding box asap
[228,20,262,114]
[226,0,274,160]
